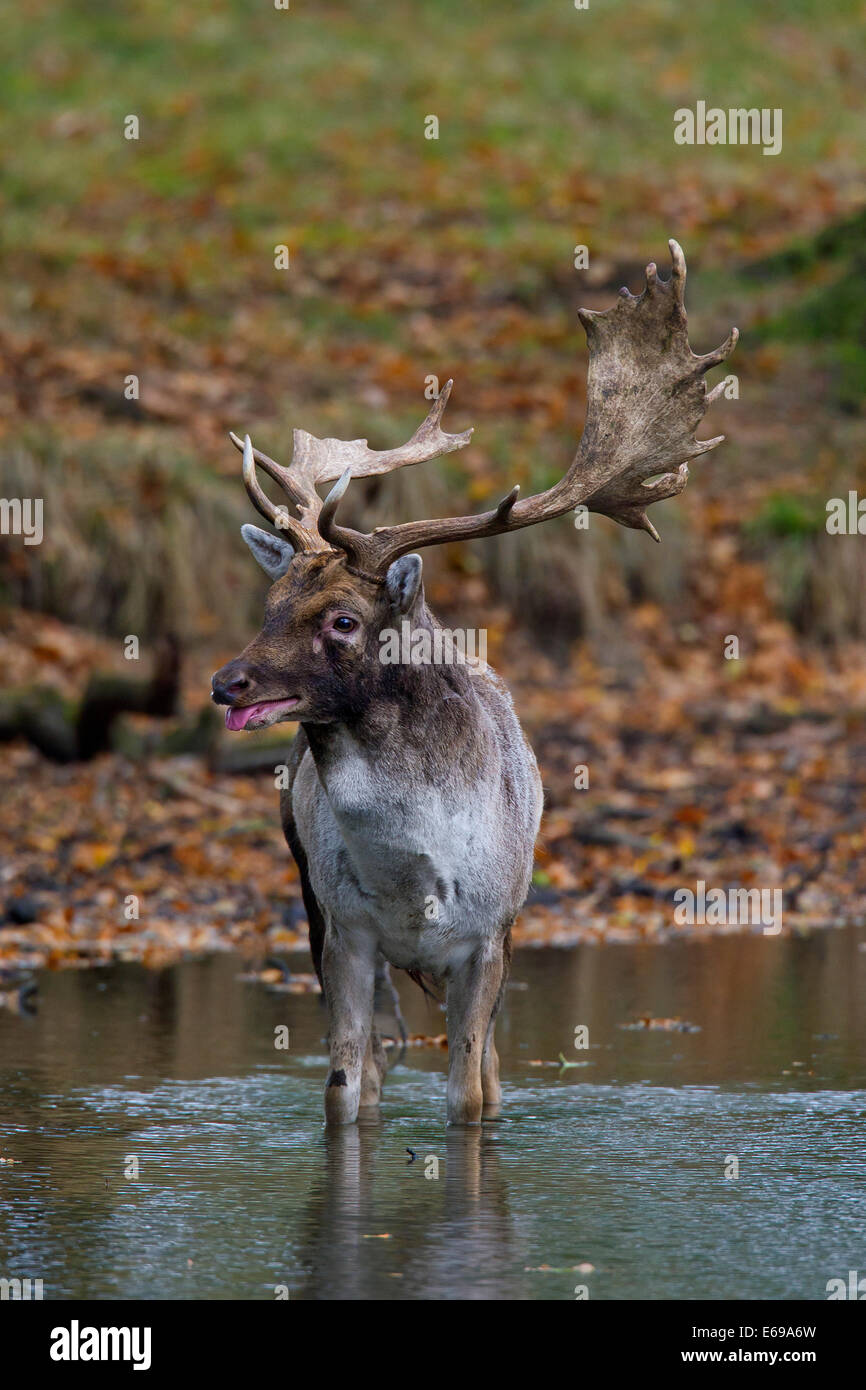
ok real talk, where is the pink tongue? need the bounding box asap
[225,701,287,731]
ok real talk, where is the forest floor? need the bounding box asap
[2,604,865,980]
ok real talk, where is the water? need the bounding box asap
[1,930,864,1300]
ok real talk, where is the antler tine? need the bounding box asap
[669,236,687,283]
[694,327,740,374]
[423,376,454,427]
[231,430,294,490]
[318,467,355,545]
[495,484,520,521]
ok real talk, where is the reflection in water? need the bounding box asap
[296,1125,519,1300]
[0,930,864,1300]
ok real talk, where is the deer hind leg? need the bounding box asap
[373,955,407,1047]
[481,929,512,1114]
[321,928,376,1125]
[359,957,404,1108]
[446,942,506,1125]
[480,1025,501,1112]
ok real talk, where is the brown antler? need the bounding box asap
[314,240,737,571]
[230,379,473,555]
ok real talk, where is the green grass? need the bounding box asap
[3,0,863,274]
[746,494,826,539]
[752,209,866,414]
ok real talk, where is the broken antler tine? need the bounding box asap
[635,461,691,540]
[641,464,689,501]
[495,484,520,521]
[706,379,728,405]
[696,327,740,375]
[318,467,353,539]
[645,261,658,290]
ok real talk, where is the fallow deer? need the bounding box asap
[212,241,737,1124]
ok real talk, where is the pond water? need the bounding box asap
[1,929,864,1301]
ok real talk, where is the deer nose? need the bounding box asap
[211,665,252,704]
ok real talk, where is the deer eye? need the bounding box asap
[331,615,357,633]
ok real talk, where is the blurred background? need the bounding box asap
[1,0,865,970]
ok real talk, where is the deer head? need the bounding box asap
[212,241,737,729]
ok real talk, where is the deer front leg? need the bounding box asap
[359,1025,387,1110]
[321,928,376,1125]
[446,944,505,1125]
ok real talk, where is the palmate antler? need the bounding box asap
[234,240,737,572]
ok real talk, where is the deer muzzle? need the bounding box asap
[211,661,301,730]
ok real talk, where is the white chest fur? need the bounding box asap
[293,739,522,973]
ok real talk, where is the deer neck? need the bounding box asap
[301,615,483,797]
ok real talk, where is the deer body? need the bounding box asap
[293,656,541,972]
[212,241,737,1124]
[295,671,540,1119]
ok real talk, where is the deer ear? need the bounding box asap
[241,524,295,581]
[385,554,423,613]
